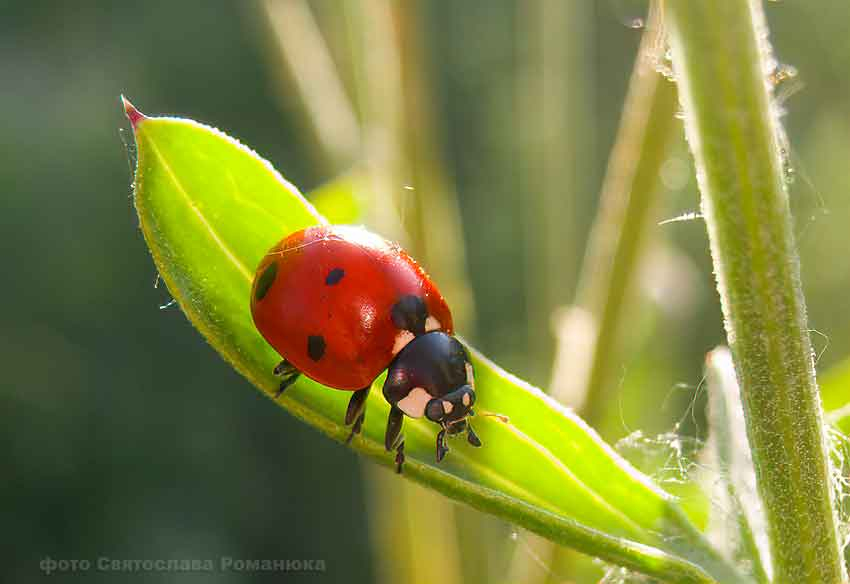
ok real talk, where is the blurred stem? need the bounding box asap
[511,5,676,583]
[260,3,471,583]
[518,0,586,384]
[340,0,406,239]
[367,474,464,584]
[549,6,679,422]
[259,0,360,172]
[343,3,473,584]
[665,1,845,582]
[510,1,594,582]
[393,1,475,331]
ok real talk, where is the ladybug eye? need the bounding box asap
[425,399,444,422]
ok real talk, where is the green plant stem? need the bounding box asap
[664,2,845,582]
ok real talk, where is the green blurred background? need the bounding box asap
[2,1,849,582]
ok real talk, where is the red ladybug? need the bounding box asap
[250,225,481,472]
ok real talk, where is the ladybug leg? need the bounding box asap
[385,406,404,450]
[394,441,405,474]
[346,416,365,445]
[344,387,370,445]
[385,406,406,473]
[436,428,449,462]
[273,360,300,398]
[273,360,293,376]
[466,423,482,447]
[275,373,300,398]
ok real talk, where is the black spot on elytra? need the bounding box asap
[325,268,345,285]
[307,335,326,361]
[391,295,428,335]
[254,262,278,301]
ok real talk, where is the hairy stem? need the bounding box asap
[664,1,845,582]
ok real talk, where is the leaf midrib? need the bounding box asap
[142,127,253,281]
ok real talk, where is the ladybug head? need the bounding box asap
[383,331,480,436]
[424,384,475,428]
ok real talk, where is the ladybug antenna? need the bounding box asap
[476,410,510,424]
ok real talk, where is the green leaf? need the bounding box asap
[124,98,743,583]
[819,358,850,434]
[704,347,769,583]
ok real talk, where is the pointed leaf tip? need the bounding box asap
[121,96,146,128]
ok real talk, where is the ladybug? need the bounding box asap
[250,225,482,472]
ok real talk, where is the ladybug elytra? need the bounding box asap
[250,225,482,472]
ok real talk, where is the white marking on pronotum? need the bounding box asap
[465,362,475,387]
[462,392,471,406]
[398,387,432,418]
[425,316,441,332]
[392,330,415,355]
[442,401,454,415]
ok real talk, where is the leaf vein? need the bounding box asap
[145,135,253,282]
